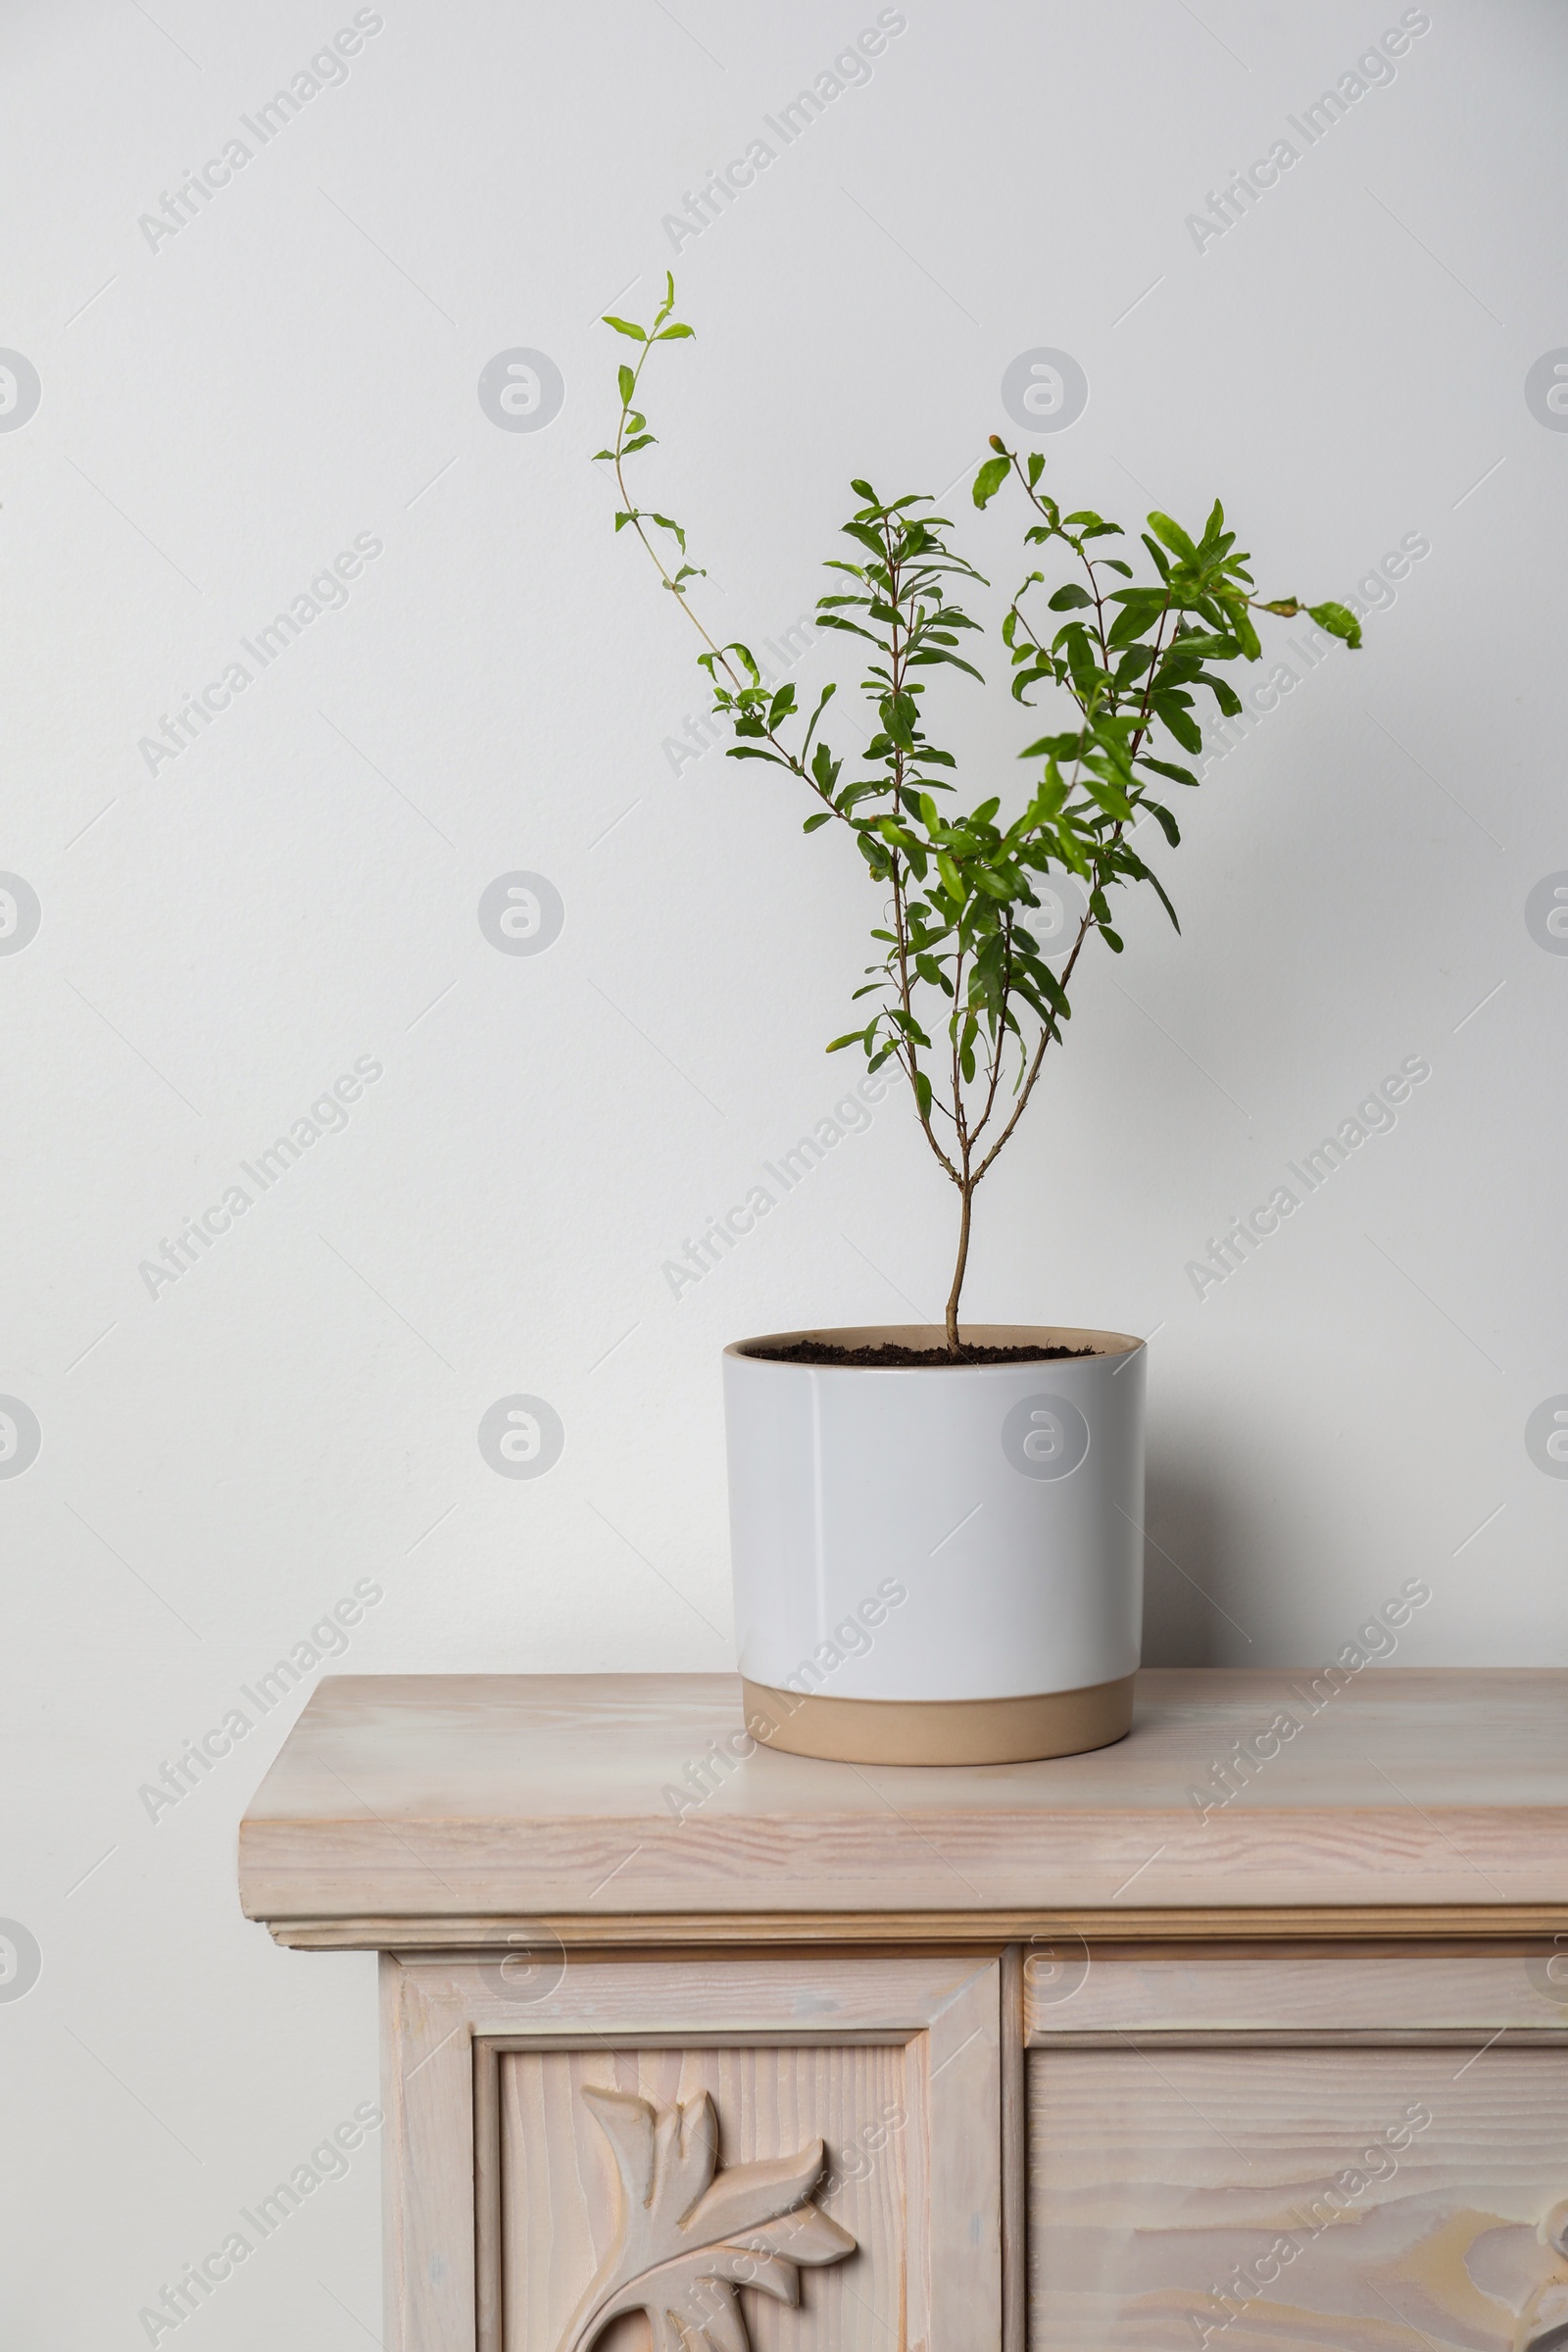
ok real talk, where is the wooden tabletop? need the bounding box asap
[237,1671,1568,1946]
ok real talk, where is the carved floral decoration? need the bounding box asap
[557,2086,857,2352]
[1515,2200,1568,2352]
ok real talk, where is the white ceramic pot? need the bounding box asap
[723,1324,1145,1765]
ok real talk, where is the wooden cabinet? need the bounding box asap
[239,1671,1568,2352]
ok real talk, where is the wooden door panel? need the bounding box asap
[499,2042,907,2352]
[1029,2046,1568,2351]
[383,1950,1002,2352]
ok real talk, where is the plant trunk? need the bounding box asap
[945,1183,973,1355]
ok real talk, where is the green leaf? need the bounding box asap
[1048,584,1093,611]
[1196,670,1243,717]
[1138,755,1201,790]
[1082,774,1135,822]
[882,692,919,748]
[1010,661,1054,704]
[1108,585,1169,616]
[1165,631,1236,661]
[617,365,635,406]
[1152,693,1202,755]
[972,456,1010,508]
[1060,626,1102,704]
[655,322,694,339]
[1141,864,1182,932]
[1305,599,1363,649]
[1016,957,1065,1016]
[602,315,647,341]
[803,811,833,832]
[1106,595,1169,650]
[814,612,881,646]
[1147,511,1197,564]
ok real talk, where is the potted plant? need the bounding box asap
[600,279,1359,1765]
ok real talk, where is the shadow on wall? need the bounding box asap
[1141,1445,1246,1667]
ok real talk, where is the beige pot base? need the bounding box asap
[742,1674,1136,1766]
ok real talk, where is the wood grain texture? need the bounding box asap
[384,1949,1002,2352]
[1027,2046,1568,2352]
[382,1954,478,2352]
[1003,1943,1027,2352]
[395,1948,997,2039]
[238,1672,1568,1933]
[1026,1954,1568,2043]
[270,1910,1568,1951]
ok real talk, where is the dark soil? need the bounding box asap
[745,1339,1097,1368]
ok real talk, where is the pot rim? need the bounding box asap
[725,1321,1145,1369]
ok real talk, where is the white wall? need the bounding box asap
[2,0,1564,2340]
